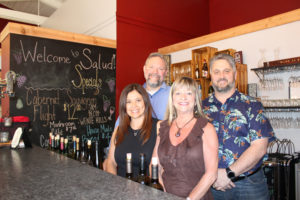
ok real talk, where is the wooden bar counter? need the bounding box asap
[0,146,183,200]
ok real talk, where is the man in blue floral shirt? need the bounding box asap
[202,54,275,200]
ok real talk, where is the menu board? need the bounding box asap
[8,33,116,148]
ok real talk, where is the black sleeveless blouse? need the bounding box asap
[114,118,158,177]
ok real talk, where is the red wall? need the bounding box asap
[209,0,300,33]
[116,0,210,114]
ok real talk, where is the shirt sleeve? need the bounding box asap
[248,101,276,143]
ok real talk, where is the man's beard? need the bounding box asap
[213,78,235,93]
[146,74,163,88]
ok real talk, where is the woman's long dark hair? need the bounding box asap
[115,83,153,146]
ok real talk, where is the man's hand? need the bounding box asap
[213,168,236,191]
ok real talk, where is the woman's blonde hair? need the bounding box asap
[165,76,206,125]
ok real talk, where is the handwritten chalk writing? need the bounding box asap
[51,128,63,135]
[102,132,111,139]
[90,104,97,110]
[20,40,71,64]
[86,125,100,136]
[100,124,113,133]
[71,49,79,58]
[33,105,56,126]
[49,121,77,133]
[26,88,60,106]
[88,109,100,118]
[95,116,108,123]
[81,134,100,143]
[66,90,96,110]
[40,134,49,148]
[80,48,115,70]
[71,64,102,94]
[66,104,78,120]
[79,116,94,125]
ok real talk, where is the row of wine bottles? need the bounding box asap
[125,153,163,191]
[47,133,103,169]
[47,133,164,191]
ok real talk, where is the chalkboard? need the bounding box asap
[9,33,116,148]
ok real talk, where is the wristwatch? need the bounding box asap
[226,167,236,180]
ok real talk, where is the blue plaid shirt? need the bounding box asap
[202,90,275,176]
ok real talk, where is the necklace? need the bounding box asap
[174,117,194,137]
[133,130,140,137]
[130,127,140,136]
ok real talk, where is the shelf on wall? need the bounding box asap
[264,106,300,112]
[251,64,300,80]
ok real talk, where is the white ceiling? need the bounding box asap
[0,0,65,17]
[0,0,116,40]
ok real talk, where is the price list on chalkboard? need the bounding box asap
[9,33,116,148]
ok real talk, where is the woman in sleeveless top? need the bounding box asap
[152,77,218,200]
[105,83,157,177]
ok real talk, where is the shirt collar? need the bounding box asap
[211,89,240,105]
[143,82,168,92]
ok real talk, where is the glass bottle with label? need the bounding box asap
[69,135,76,159]
[55,134,60,152]
[63,138,69,155]
[59,137,64,154]
[47,132,52,150]
[149,157,163,191]
[136,153,148,185]
[94,140,103,169]
[75,138,80,160]
[86,140,93,166]
[125,153,134,180]
[80,140,87,163]
[202,59,208,78]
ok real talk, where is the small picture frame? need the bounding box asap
[248,83,257,98]
[234,51,243,64]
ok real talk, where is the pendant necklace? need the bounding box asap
[133,130,140,137]
[174,117,194,137]
[130,127,140,136]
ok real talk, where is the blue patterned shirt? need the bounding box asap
[202,90,275,176]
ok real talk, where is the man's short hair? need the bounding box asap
[145,52,167,69]
[209,53,236,73]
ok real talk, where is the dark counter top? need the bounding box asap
[0,146,183,200]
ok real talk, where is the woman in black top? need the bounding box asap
[105,83,157,177]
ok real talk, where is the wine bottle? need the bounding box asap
[125,153,134,180]
[64,138,69,155]
[47,132,52,150]
[149,157,163,191]
[136,153,148,185]
[202,59,208,78]
[55,134,60,152]
[75,138,80,160]
[51,133,55,150]
[86,140,93,166]
[94,140,103,169]
[195,54,200,79]
[69,135,76,159]
[59,136,64,154]
[80,140,87,163]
